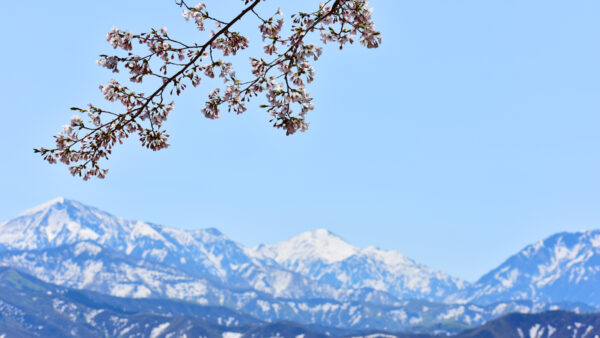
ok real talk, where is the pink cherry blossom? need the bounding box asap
[36,0,381,180]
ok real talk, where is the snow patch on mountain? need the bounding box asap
[73,242,102,257]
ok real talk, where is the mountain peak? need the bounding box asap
[298,228,339,241]
[2,198,129,250]
[360,246,418,268]
[17,197,71,216]
[254,228,359,267]
[50,196,66,204]
[309,228,333,236]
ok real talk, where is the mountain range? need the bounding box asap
[0,198,599,334]
[0,267,598,337]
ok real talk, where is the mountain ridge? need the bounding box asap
[455,228,600,306]
[0,197,465,303]
[1,198,600,332]
[0,267,598,337]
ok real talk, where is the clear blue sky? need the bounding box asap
[1,1,599,282]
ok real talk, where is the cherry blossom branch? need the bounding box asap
[36,0,381,180]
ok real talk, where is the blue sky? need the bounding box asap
[1,0,599,282]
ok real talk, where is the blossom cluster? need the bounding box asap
[37,0,381,179]
[106,27,133,51]
[182,3,207,31]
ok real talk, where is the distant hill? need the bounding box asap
[455,311,600,338]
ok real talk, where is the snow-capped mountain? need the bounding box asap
[253,229,467,302]
[253,229,360,274]
[460,230,600,306]
[0,198,464,302]
[1,197,253,279]
[2,198,600,332]
[0,241,226,301]
[0,198,351,300]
